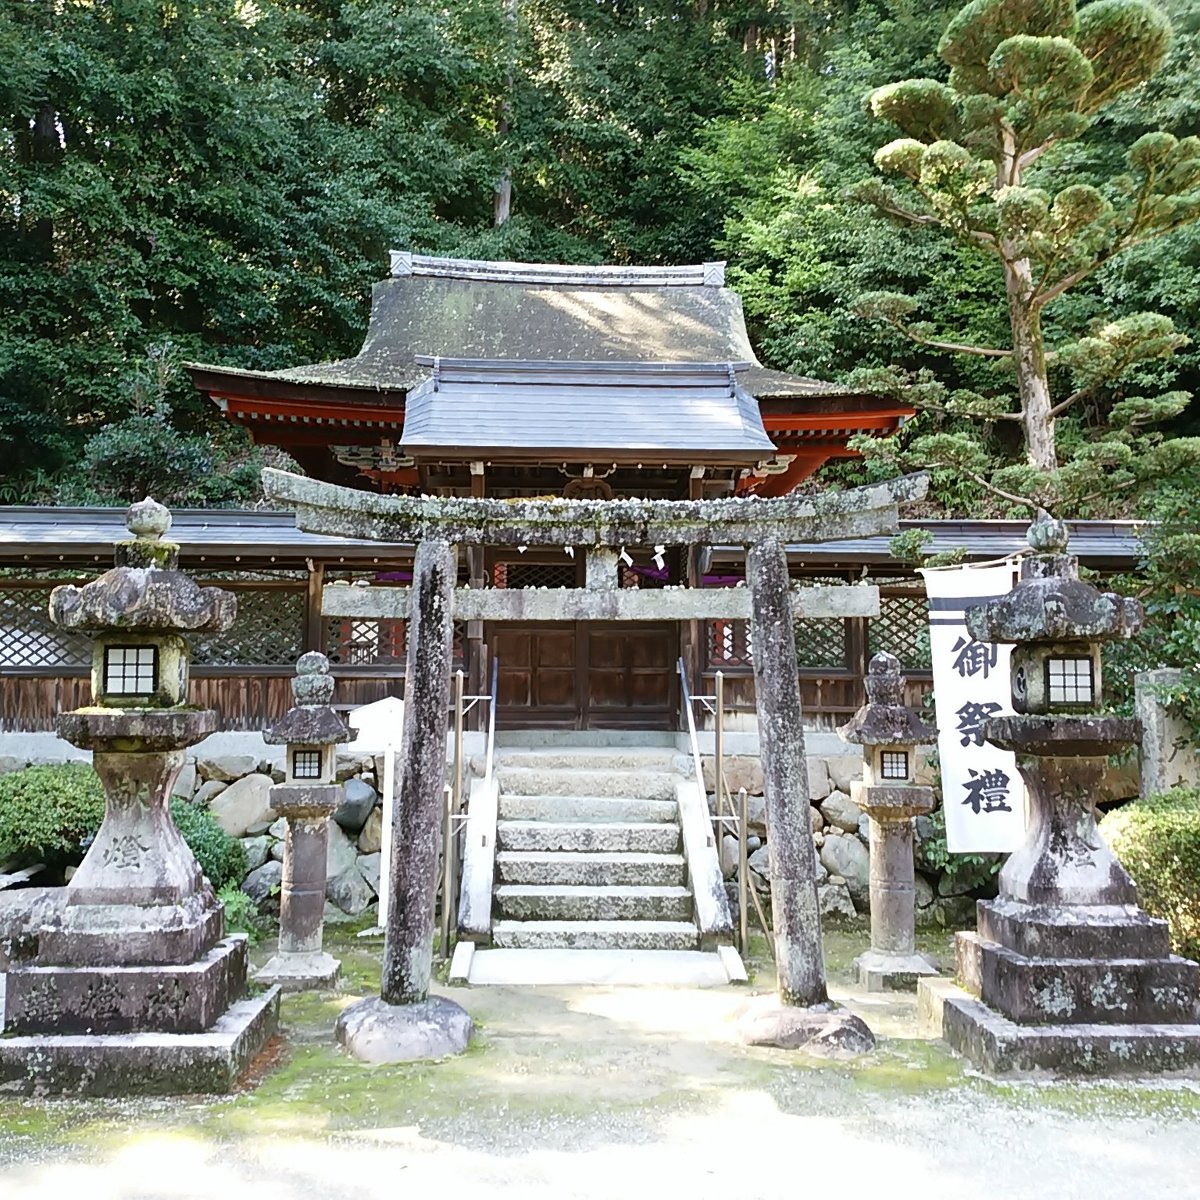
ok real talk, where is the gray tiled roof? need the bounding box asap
[400,359,777,459]
[186,256,848,401]
[0,508,1145,571]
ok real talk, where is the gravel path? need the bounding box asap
[3,971,1200,1200]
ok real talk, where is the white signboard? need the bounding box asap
[920,563,1026,854]
[348,696,405,926]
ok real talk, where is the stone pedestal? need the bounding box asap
[256,784,341,991]
[923,716,1200,1076]
[0,716,280,1094]
[853,783,937,991]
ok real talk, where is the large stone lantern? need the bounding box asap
[922,513,1200,1075]
[258,652,353,990]
[0,499,279,1095]
[839,651,938,991]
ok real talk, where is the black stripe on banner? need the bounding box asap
[928,616,972,626]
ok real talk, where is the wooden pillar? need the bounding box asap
[303,561,325,653]
[381,538,456,1005]
[746,537,828,1007]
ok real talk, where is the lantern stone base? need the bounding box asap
[854,948,938,992]
[335,995,473,1064]
[919,896,1200,1077]
[256,949,341,992]
[921,977,1200,1078]
[4,936,250,1035]
[0,987,280,1096]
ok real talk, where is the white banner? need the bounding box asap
[920,562,1026,854]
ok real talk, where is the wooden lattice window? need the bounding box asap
[707,620,751,668]
[325,619,466,667]
[0,584,93,668]
[869,590,931,669]
[192,585,305,667]
[793,612,849,670]
[495,562,578,589]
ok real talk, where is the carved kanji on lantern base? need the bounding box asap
[839,652,938,992]
[0,499,279,1096]
[921,514,1200,1077]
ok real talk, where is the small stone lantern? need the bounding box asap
[923,513,1200,1076]
[839,651,938,990]
[258,652,354,990]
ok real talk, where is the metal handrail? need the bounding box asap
[484,654,499,785]
[677,657,749,954]
[677,656,710,817]
[440,657,499,958]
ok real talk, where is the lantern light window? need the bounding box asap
[292,749,322,780]
[881,750,910,780]
[103,645,158,695]
[1046,657,1094,706]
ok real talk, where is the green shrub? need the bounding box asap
[0,763,106,870]
[1101,788,1200,960]
[169,800,247,891]
[217,883,266,944]
[0,764,246,890]
[914,804,1003,897]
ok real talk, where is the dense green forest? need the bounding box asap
[2,0,1199,515]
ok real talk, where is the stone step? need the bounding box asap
[498,793,679,823]
[495,851,687,887]
[491,748,687,772]
[463,948,735,987]
[496,766,681,801]
[492,919,701,951]
[494,884,694,922]
[496,820,681,854]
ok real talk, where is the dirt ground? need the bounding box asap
[3,923,1200,1200]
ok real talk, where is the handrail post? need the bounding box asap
[715,669,725,826]
[738,786,749,955]
[441,668,465,958]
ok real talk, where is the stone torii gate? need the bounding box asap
[262,468,927,1059]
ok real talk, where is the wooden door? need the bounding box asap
[491,621,678,730]
[582,622,677,730]
[492,623,579,727]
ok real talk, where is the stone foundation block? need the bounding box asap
[4,936,250,1035]
[37,891,224,968]
[977,897,1172,961]
[0,988,280,1096]
[921,977,1200,1078]
[957,932,1200,1026]
[854,948,937,992]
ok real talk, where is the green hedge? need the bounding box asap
[1101,788,1200,961]
[0,763,245,890]
[0,763,106,869]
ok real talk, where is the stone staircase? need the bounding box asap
[488,747,703,952]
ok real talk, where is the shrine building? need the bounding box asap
[183,254,914,732]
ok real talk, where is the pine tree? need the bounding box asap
[855,0,1200,497]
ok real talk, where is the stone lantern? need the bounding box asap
[0,499,279,1095]
[258,651,353,990]
[922,513,1200,1075]
[839,651,938,990]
